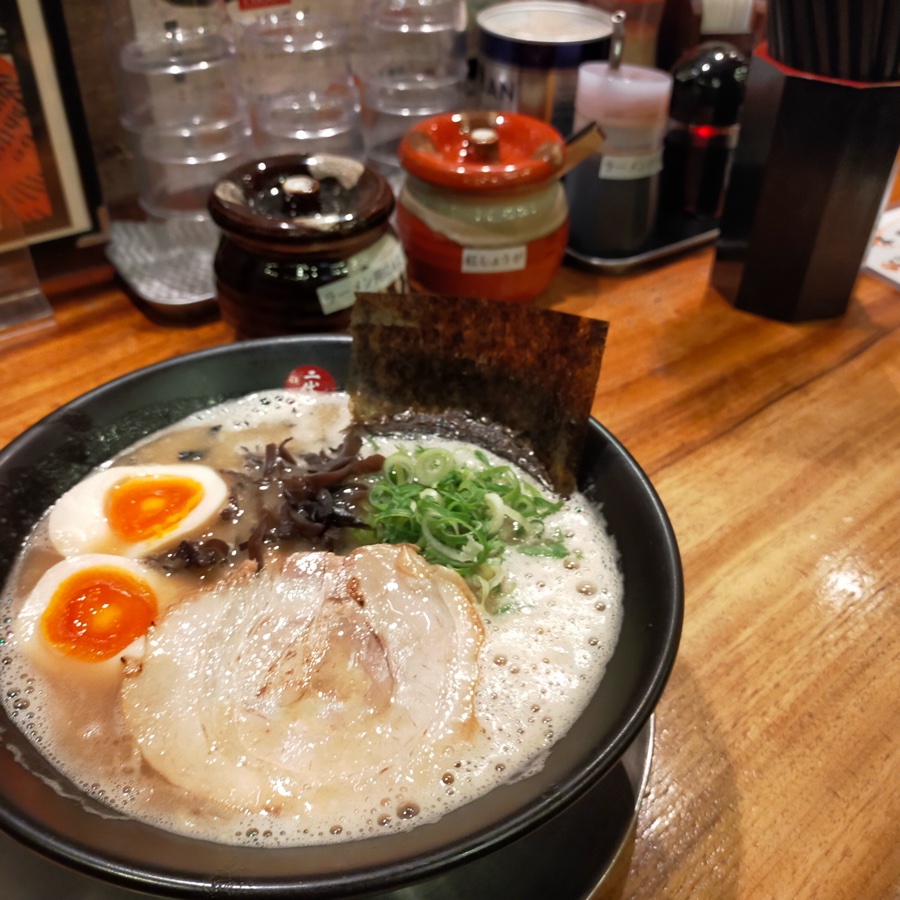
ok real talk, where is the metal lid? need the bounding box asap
[477,1,612,68]
[398,111,565,191]
[208,154,394,243]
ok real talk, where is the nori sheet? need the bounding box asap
[348,294,609,494]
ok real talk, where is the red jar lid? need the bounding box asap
[398,111,565,192]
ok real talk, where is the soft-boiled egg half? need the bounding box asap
[16,554,176,676]
[48,463,229,559]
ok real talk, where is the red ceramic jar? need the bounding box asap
[208,154,406,338]
[396,111,569,304]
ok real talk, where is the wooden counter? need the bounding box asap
[1,244,898,899]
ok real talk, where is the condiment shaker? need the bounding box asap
[564,61,673,258]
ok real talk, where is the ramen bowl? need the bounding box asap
[0,335,682,897]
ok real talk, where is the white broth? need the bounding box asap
[0,390,623,846]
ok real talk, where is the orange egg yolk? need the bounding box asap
[106,474,204,544]
[41,567,158,662]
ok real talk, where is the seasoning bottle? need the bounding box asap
[659,41,748,221]
[564,60,673,258]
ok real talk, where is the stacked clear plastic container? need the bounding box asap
[106,0,473,209]
[105,0,251,221]
[237,12,365,161]
[355,0,469,180]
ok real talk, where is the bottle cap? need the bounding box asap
[669,41,749,126]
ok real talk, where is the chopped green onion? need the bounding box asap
[414,447,456,486]
[361,444,566,602]
[383,453,416,485]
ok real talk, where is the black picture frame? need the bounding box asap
[0,0,105,259]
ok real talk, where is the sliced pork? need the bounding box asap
[120,544,485,817]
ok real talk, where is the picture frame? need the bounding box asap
[0,0,105,257]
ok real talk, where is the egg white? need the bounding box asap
[16,554,176,678]
[47,463,229,559]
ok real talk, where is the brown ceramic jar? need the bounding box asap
[208,154,406,338]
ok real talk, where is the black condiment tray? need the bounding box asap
[565,214,719,274]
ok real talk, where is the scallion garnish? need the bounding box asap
[363,446,566,603]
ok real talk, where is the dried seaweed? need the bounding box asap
[348,293,608,494]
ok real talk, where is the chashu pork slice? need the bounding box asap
[120,544,485,815]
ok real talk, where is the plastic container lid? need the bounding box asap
[575,62,674,124]
[397,111,565,191]
[208,154,394,244]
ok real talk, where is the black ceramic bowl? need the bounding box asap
[0,335,682,898]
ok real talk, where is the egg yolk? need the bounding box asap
[106,474,204,544]
[41,567,158,662]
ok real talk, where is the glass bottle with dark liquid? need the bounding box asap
[660,42,749,221]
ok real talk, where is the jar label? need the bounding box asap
[317,234,407,316]
[461,245,527,274]
[478,59,578,138]
[598,151,663,181]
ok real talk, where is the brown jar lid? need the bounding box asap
[398,111,565,192]
[208,154,395,244]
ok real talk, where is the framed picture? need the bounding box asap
[0,0,104,255]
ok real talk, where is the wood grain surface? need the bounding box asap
[1,245,898,899]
